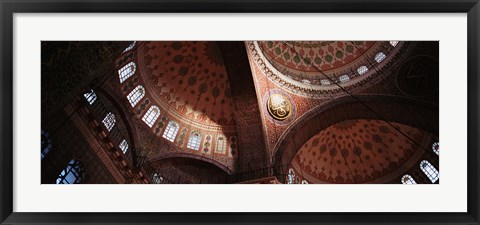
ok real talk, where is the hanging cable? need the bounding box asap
[351,41,439,143]
[278,41,430,153]
[348,44,440,184]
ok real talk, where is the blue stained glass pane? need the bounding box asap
[56,159,84,184]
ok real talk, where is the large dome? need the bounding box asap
[250,41,403,96]
[138,41,236,129]
[290,119,433,184]
[122,41,240,169]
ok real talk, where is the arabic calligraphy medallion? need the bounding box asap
[267,93,292,121]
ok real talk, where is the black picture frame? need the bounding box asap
[1,0,479,224]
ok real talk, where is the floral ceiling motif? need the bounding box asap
[139,41,237,130]
[249,41,404,98]
[259,41,376,75]
[290,119,432,184]
[122,41,240,172]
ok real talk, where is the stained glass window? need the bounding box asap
[41,130,51,159]
[102,112,116,132]
[301,79,311,84]
[339,75,350,83]
[119,139,129,154]
[401,174,417,184]
[374,52,387,63]
[432,142,439,155]
[187,131,202,150]
[420,160,439,183]
[390,41,399,47]
[287,168,295,184]
[56,159,84,184]
[357,65,369,75]
[162,121,179,142]
[127,85,145,107]
[118,62,136,83]
[142,105,161,128]
[123,41,136,52]
[83,89,97,105]
[301,180,308,184]
[320,79,331,85]
[152,173,164,184]
[215,135,227,154]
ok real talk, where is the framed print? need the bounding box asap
[1,0,479,224]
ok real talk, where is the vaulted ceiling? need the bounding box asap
[41,40,438,184]
[255,41,399,88]
[139,41,237,128]
[290,119,433,184]
[114,41,438,183]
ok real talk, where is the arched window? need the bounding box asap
[215,135,227,154]
[118,62,136,83]
[56,159,85,184]
[187,131,202,150]
[390,41,399,47]
[420,160,439,183]
[320,79,331,85]
[119,139,129,154]
[374,52,387,63]
[301,79,311,84]
[287,168,295,184]
[127,85,145,107]
[401,174,417,184]
[41,130,51,159]
[357,65,369,75]
[123,41,136,53]
[301,180,308,184]
[432,142,439,155]
[142,105,161,128]
[339,75,350,83]
[162,121,179,142]
[83,89,97,105]
[102,112,116,132]
[152,173,164,184]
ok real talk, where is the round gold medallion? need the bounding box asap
[267,93,292,121]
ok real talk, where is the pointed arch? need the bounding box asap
[273,95,439,183]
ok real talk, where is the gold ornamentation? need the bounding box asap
[267,93,292,121]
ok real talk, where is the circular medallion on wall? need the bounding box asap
[263,89,296,125]
[395,55,439,97]
[267,93,292,121]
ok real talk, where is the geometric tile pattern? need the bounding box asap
[259,41,376,73]
[257,41,395,85]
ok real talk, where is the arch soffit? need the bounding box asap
[273,94,439,168]
[149,152,234,175]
